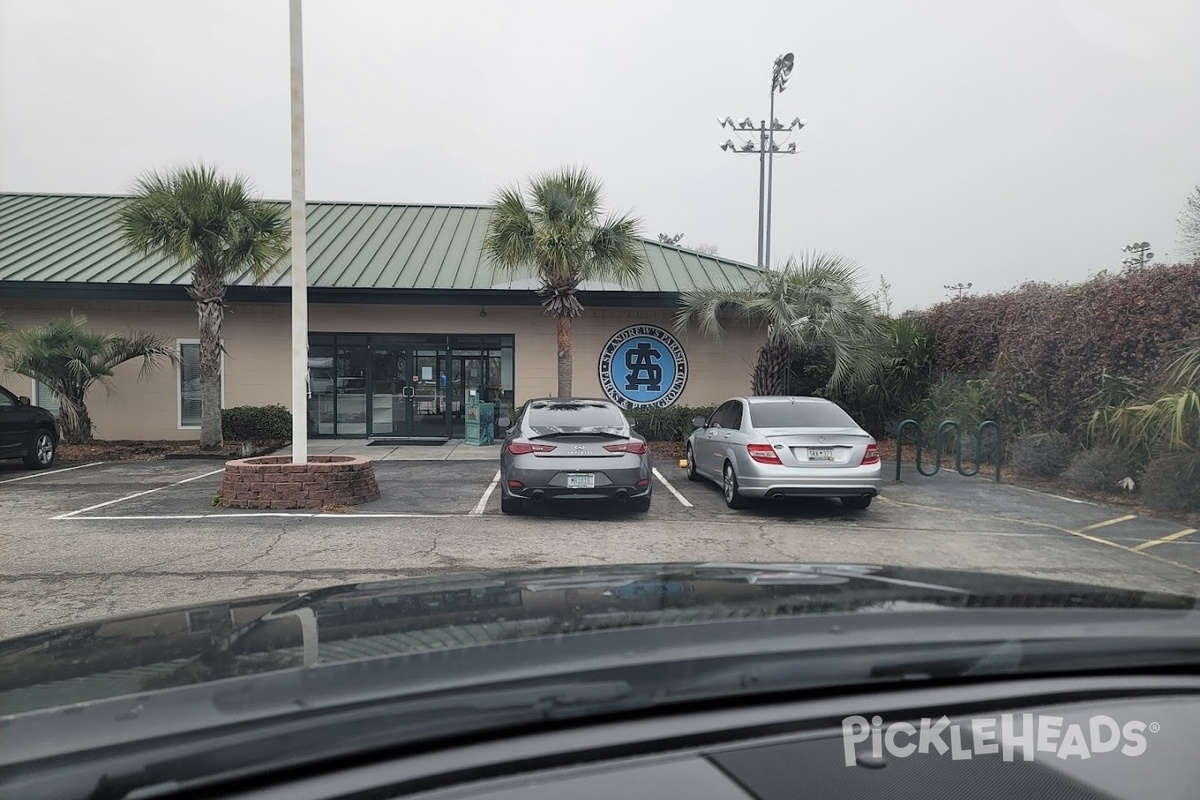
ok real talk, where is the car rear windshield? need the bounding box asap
[525,401,627,432]
[749,402,857,429]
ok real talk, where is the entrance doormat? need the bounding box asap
[367,439,450,446]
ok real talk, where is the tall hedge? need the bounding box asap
[916,262,1200,436]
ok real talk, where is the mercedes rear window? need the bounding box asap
[749,402,857,429]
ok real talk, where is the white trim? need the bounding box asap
[175,338,226,430]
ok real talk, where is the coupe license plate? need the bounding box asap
[807,448,834,462]
[567,473,596,489]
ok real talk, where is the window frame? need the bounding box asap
[176,338,226,430]
[31,378,60,416]
[725,400,745,431]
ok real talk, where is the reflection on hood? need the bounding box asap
[0,563,1193,717]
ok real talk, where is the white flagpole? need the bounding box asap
[289,0,308,464]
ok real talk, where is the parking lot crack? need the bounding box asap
[236,530,286,570]
[415,533,441,560]
[132,544,229,574]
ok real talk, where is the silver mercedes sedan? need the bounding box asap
[499,398,653,514]
[685,396,881,509]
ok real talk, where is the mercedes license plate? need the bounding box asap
[807,448,834,462]
[567,473,596,489]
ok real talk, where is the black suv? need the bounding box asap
[0,384,58,469]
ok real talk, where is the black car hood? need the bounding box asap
[0,563,1193,716]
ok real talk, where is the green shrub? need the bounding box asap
[1140,452,1200,512]
[1008,431,1072,476]
[1062,446,1138,493]
[222,404,292,442]
[626,405,714,442]
[918,263,1200,437]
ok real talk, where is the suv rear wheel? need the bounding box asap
[23,429,56,469]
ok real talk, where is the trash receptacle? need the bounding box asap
[465,390,496,446]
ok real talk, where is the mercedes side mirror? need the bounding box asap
[497,416,511,429]
[18,396,31,406]
[692,416,707,430]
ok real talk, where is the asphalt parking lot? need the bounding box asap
[1,457,1197,638]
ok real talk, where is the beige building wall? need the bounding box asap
[1,298,764,441]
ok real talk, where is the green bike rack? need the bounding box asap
[894,419,1003,483]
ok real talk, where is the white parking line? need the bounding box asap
[0,462,105,484]
[51,467,226,520]
[470,470,502,515]
[652,467,693,508]
[59,512,470,520]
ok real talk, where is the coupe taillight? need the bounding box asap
[507,441,556,455]
[861,443,880,466]
[604,440,648,455]
[747,443,782,465]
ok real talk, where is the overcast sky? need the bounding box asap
[2,0,1197,311]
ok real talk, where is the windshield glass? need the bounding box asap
[750,402,858,429]
[524,400,627,433]
[1,1,1198,791]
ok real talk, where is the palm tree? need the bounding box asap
[118,163,289,448]
[676,251,886,397]
[482,165,645,397]
[1094,337,1200,454]
[2,312,175,444]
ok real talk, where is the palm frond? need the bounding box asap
[118,161,289,285]
[480,165,645,300]
[675,286,761,340]
[581,212,645,286]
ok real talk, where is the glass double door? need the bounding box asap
[308,333,514,440]
[369,345,447,439]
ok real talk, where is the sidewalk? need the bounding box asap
[274,439,501,461]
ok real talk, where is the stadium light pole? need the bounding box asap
[716,53,805,269]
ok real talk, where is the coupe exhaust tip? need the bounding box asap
[531,490,546,502]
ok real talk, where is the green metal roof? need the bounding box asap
[0,193,763,297]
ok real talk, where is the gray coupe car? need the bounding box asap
[686,396,882,509]
[499,398,652,514]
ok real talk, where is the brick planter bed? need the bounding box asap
[219,455,380,509]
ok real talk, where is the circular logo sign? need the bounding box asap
[598,325,688,408]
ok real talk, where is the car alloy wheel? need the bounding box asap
[25,431,56,469]
[722,462,748,509]
[685,445,700,482]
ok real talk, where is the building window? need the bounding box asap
[177,340,223,429]
[32,379,61,419]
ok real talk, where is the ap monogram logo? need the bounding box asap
[598,325,688,408]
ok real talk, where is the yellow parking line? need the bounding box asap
[1132,528,1198,553]
[875,495,1200,575]
[1079,514,1137,531]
